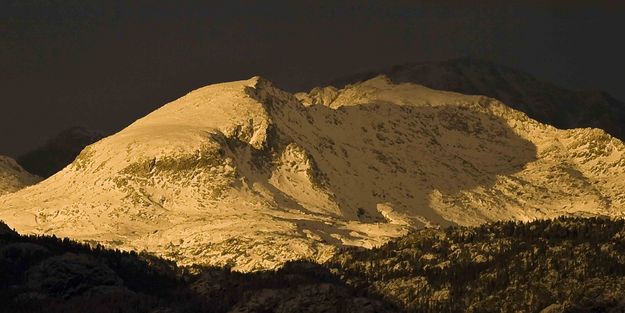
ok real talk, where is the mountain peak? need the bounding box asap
[245,75,274,87]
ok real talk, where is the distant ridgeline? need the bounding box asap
[3,217,625,313]
[17,126,104,178]
[330,58,625,142]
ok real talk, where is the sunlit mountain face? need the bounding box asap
[2,76,625,274]
[2,2,624,312]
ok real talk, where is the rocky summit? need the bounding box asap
[1,76,625,271]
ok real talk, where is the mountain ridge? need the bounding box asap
[17,126,104,178]
[328,58,625,142]
[1,76,625,271]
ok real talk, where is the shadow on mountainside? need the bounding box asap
[283,100,538,227]
[225,89,538,231]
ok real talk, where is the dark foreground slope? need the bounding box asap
[328,216,625,313]
[3,217,625,313]
[0,221,395,313]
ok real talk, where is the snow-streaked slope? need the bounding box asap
[0,156,40,196]
[2,76,625,271]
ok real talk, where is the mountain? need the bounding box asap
[1,76,625,271]
[330,58,625,141]
[0,156,40,196]
[17,126,104,178]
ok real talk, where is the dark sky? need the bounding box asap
[1,1,624,157]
